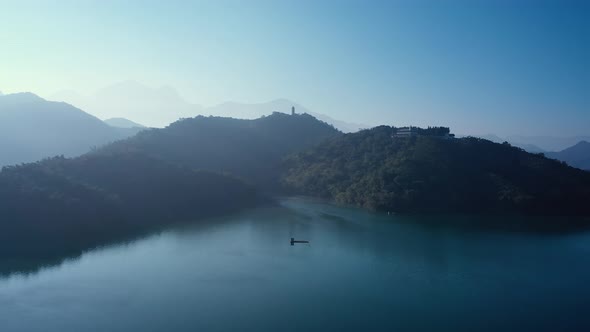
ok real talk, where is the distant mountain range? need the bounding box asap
[104,117,146,128]
[3,84,358,168]
[465,134,546,152]
[50,81,202,128]
[49,81,367,133]
[546,141,590,171]
[468,133,589,171]
[506,135,590,152]
[0,93,142,167]
[471,133,590,153]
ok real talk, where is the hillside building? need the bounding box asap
[394,127,418,137]
[393,126,455,139]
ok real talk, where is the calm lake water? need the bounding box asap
[1,197,590,332]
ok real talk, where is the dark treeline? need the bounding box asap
[393,126,452,136]
[0,152,264,262]
[282,126,590,220]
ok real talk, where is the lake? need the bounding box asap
[1,197,590,332]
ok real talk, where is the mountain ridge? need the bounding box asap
[546,141,590,171]
[49,82,366,132]
[0,92,141,167]
[104,117,146,128]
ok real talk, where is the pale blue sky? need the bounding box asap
[1,0,588,135]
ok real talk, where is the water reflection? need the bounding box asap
[1,197,590,332]
[2,197,587,280]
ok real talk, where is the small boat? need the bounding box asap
[290,237,310,245]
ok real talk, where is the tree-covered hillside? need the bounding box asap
[0,152,263,258]
[0,112,335,259]
[282,126,590,216]
[97,112,341,189]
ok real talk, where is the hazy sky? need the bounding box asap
[1,0,588,136]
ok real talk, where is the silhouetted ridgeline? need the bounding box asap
[546,141,590,171]
[104,117,146,129]
[95,112,341,189]
[0,153,265,259]
[282,126,590,218]
[0,93,142,167]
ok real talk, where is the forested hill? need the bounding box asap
[282,126,590,216]
[0,112,337,262]
[96,112,341,189]
[0,153,263,261]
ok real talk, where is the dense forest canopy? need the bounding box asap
[393,126,452,136]
[0,152,264,259]
[281,126,590,216]
[94,112,341,189]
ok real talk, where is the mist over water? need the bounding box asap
[2,198,589,332]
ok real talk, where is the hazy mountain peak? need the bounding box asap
[0,92,44,104]
[267,98,301,107]
[94,81,192,107]
[0,95,140,167]
[47,82,366,132]
[156,85,182,98]
[96,80,165,100]
[269,97,293,103]
[572,141,590,148]
[506,135,590,152]
[49,82,204,128]
[104,117,146,128]
[556,140,590,157]
[49,89,85,102]
[546,140,590,171]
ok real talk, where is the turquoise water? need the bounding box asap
[1,197,590,332]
